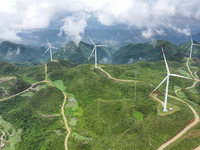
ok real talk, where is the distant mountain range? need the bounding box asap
[0,41,47,64]
[0,39,199,65]
[53,41,115,64]
[111,40,195,64]
[14,28,200,49]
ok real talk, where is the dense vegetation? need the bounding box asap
[0,41,47,64]
[53,41,114,64]
[112,40,187,64]
[0,87,66,150]
[0,57,199,149]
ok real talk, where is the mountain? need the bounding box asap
[0,59,199,149]
[179,41,200,58]
[16,28,200,49]
[53,41,115,64]
[112,40,186,64]
[0,41,47,64]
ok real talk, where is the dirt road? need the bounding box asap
[157,94,199,150]
[157,58,200,149]
[0,64,51,102]
[152,94,164,106]
[0,129,5,148]
[98,67,137,82]
[61,92,70,150]
[193,145,200,150]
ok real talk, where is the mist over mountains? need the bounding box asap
[0,38,199,65]
[15,28,200,49]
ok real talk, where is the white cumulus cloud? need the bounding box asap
[58,13,90,46]
[0,0,200,43]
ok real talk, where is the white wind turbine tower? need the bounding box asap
[88,36,109,68]
[150,46,193,112]
[188,36,200,59]
[44,39,58,62]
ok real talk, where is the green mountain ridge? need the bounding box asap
[0,59,199,149]
[0,41,47,64]
[112,40,189,64]
[53,41,115,64]
[0,40,199,66]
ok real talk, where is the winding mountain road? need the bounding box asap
[157,94,199,150]
[156,58,200,149]
[98,65,200,150]
[98,67,137,82]
[0,63,70,150]
[61,92,70,150]
[0,129,5,148]
[0,64,50,102]
[152,94,164,107]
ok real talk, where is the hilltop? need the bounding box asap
[0,40,199,66]
[0,41,47,64]
[53,41,115,64]
[112,40,187,64]
[0,58,199,149]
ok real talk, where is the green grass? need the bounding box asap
[133,109,144,121]
[174,85,181,91]
[72,132,92,141]
[0,88,66,150]
[157,101,180,116]
[20,92,34,97]
[37,85,46,90]
[178,68,191,77]
[177,90,187,98]
[53,80,66,92]
[188,88,199,94]
[165,123,200,150]
[0,116,21,150]
[0,76,15,81]
[69,118,78,126]
[0,59,199,150]
[23,76,37,83]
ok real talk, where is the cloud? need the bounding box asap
[7,47,21,57]
[127,58,134,64]
[0,0,200,43]
[169,25,191,36]
[58,13,90,45]
[142,28,165,39]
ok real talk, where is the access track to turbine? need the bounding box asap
[98,58,200,150]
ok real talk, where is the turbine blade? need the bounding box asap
[96,45,109,47]
[193,44,200,46]
[88,47,95,61]
[44,47,50,55]
[170,74,193,80]
[188,46,191,52]
[149,76,168,96]
[191,36,193,44]
[161,46,170,73]
[88,36,95,46]
[51,46,58,49]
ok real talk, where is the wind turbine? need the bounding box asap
[88,36,109,68]
[44,39,58,62]
[188,36,200,59]
[150,46,193,112]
